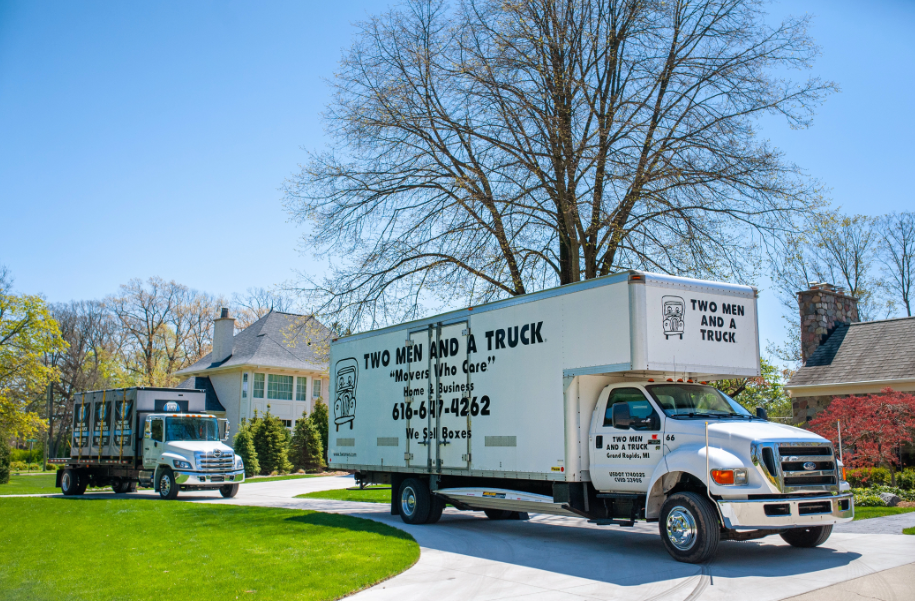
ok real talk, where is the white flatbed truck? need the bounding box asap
[327,271,853,563]
[53,386,245,499]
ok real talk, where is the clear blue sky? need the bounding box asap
[1,0,913,355]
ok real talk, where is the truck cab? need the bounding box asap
[141,411,245,499]
[585,380,851,561]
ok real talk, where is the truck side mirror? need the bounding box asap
[219,419,231,441]
[612,403,631,430]
[756,407,768,421]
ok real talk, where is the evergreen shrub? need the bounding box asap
[290,412,324,472]
[232,418,260,477]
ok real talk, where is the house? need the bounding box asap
[175,308,331,441]
[786,283,915,423]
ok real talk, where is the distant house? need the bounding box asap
[175,308,331,440]
[786,283,915,423]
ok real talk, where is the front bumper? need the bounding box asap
[718,493,854,529]
[174,470,245,487]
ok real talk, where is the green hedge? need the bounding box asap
[10,449,44,464]
[845,467,915,490]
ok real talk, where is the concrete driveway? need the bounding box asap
[35,476,915,601]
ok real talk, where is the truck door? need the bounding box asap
[589,387,664,493]
[405,328,431,471]
[430,320,472,471]
[143,417,164,468]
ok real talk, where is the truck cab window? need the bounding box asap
[150,419,164,442]
[166,417,218,442]
[603,388,660,430]
[647,384,752,418]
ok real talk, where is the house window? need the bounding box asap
[242,373,248,399]
[296,377,308,402]
[268,375,293,400]
[313,378,322,399]
[279,419,292,428]
[253,373,265,398]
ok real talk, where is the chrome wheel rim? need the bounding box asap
[666,506,698,551]
[62,472,72,491]
[160,474,171,496]
[401,486,417,517]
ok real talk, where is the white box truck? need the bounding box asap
[328,271,853,563]
[54,387,245,500]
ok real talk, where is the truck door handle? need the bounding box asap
[596,435,603,449]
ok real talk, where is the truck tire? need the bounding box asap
[60,469,83,496]
[74,471,88,495]
[780,525,832,548]
[158,468,180,500]
[484,509,514,520]
[219,484,239,498]
[112,478,132,494]
[398,478,433,524]
[659,492,720,564]
[426,495,446,524]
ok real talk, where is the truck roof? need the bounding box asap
[333,270,757,345]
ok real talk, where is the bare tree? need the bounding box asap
[44,301,124,457]
[107,278,224,386]
[232,287,298,330]
[768,211,888,366]
[879,212,915,317]
[285,0,835,330]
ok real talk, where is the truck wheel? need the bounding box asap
[484,509,514,520]
[112,478,131,494]
[659,492,720,563]
[426,495,446,524]
[74,472,88,495]
[158,468,180,500]
[780,526,832,548]
[398,478,433,524]
[219,484,240,498]
[61,469,83,496]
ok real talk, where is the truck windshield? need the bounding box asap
[166,417,218,441]
[646,384,753,419]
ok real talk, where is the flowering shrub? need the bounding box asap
[846,468,915,491]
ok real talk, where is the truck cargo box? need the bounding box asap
[328,271,760,482]
[70,387,206,460]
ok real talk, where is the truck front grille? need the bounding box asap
[752,441,838,493]
[195,451,235,472]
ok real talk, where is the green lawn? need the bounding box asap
[853,506,915,521]
[904,527,914,535]
[243,474,321,484]
[0,474,58,495]
[297,486,392,504]
[0,497,418,601]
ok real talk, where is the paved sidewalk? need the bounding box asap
[834,511,915,535]
[780,562,915,601]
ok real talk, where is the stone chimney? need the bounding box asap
[798,283,858,364]
[211,307,235,364]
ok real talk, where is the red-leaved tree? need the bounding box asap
[810,388,915,487]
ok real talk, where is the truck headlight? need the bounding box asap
[711,469,748,486]
[173,460,192,469]
[235,456,244,469]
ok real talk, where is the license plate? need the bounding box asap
[211,476,224,483]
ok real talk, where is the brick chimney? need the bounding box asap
[797,283,858,364]
[211,307,235,364]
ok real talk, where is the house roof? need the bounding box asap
[176,376,227,413]
[176,311,330,376]
[788,316,915,388]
